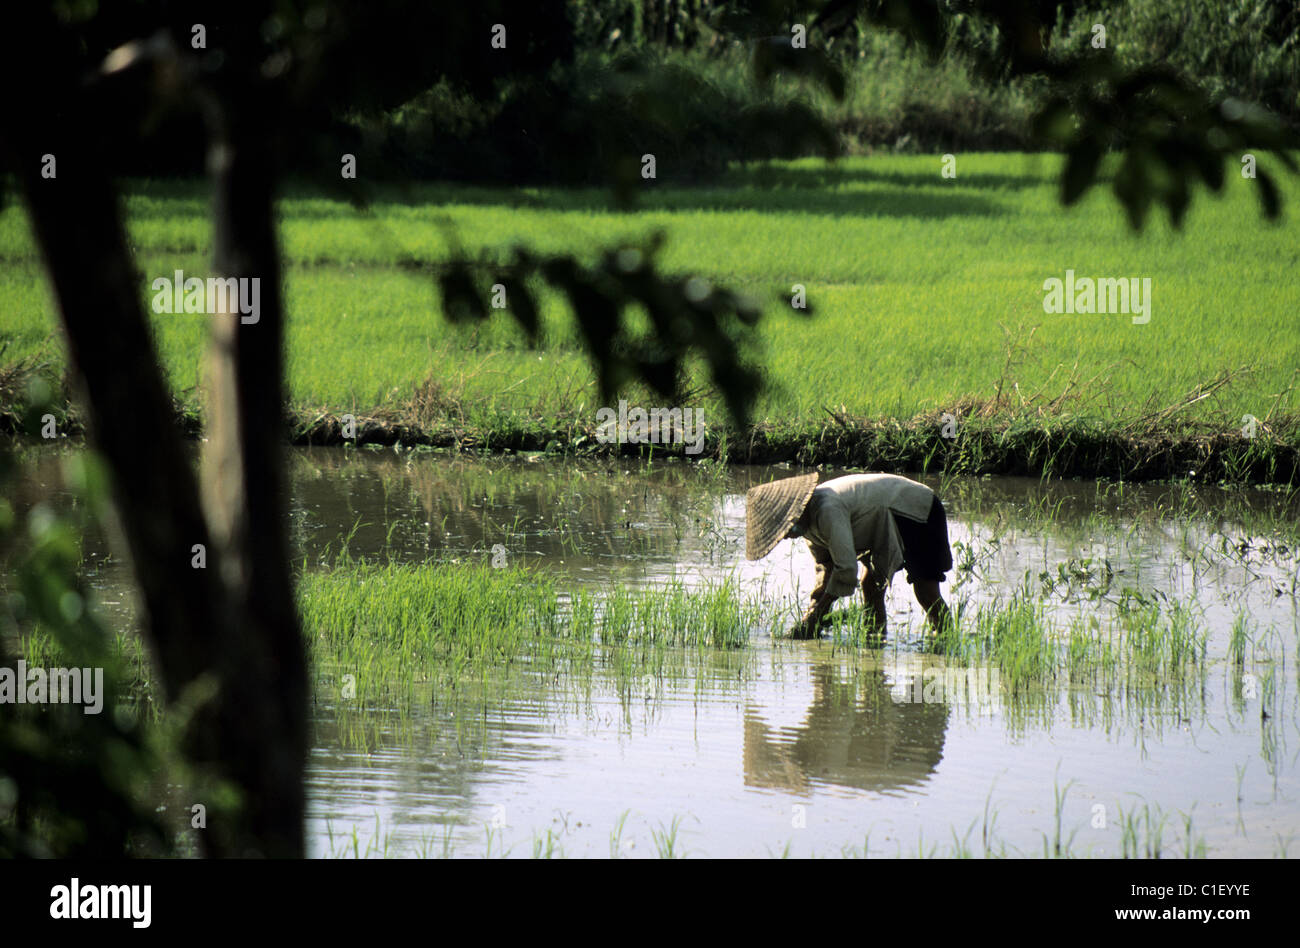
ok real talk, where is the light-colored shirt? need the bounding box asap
[799,474,935,597]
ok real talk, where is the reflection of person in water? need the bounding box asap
[746,472,954,639]
[743,662,949,795]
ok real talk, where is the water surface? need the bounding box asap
[11,446,1300,856]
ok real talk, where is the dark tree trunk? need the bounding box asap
[200,90,308,858]
[16,153,229,711]
[12,85,306,858]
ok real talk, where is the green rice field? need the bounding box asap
[2,153,1297,459]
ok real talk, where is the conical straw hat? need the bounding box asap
[745,472,819,560]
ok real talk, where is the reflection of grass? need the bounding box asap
[317,794,1213,858]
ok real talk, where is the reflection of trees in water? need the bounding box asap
[744,662,948,795]
[287,452,1300,582]
[287,449,735,568]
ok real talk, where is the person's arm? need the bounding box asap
[819,504,861,597]
[800,589,838,635]
[800,550,836,635]
[798,504,859,635]
[809,545,832,601]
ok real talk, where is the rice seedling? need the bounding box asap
[840,833,874,859]
[916,831,939,859]
[981,785,1005,859]
[1229,612,1251,670]
[1235,763,1249,836]
[297,558,771,734]
[482,824,515,859]
[951,820,978,859]
[1178,808,1207,859]
[1258,661,1280,786]
[608,810,631,859]
[651,815,686,859]
[531,829,563,859]
[1041,766,1079,859]
[1117,800,1170,859]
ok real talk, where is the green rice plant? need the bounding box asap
[963,593,1056,694]
[951,820,978,859]
[298,561,566,683]
[299,560,766,722]
[1178,808,1207,859]
[840,832,874,859]
[1259,662,1279,782]
[483,824,512,859]
[1065,616,1117,686]
[531,829,562,859]
[651,815,685,859]
[1228,611,1251,669]
[1045,773,1078,859]
[915,830,939,859]
[1114,595,1207,684]
[608,810,631,859]
[981,785,1005,859]
[1117,800,1169,859]
[598,586,637,644]
[1235,763,1248,836]
[767,839,794,859]
[591,578,757,650]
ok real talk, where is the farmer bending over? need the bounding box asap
[746,472,954,639]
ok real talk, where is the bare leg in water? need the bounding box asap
[912,580,952,635]
[860,567,887,635]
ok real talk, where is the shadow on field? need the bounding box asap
[552,186,1007,219]
[266,182,1008,220]
[117,159,1042,222]
[724,161,1048,194]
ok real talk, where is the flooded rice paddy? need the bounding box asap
[13,446,1300,857]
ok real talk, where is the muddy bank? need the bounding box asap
[3,402,1297,485]
[277,408,1300,486]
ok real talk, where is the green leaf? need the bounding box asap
[1062,135,1104,206]
[437,264,486,324]
[1188,142,1225,191]
[1165,176,1190,229]
[500,274,539,342]
[1269,148,1298,175]
[1112,151,1152,231]
[1255,168,1281,220]
[1031,97,1074,145]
